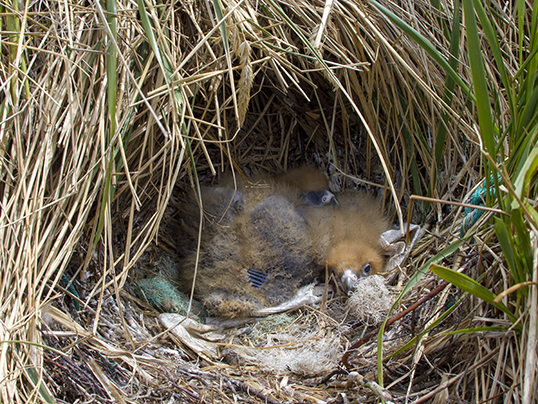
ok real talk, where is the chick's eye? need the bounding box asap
[362,263,372,276]
[322,195,330,204]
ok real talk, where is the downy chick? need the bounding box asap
[177,166,336,318]
[306,191,389,294]
[179,192,320,318]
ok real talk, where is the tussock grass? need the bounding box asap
[0,0,535,402]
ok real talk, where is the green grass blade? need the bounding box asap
[384,290,466,361]
[516,79,538,138]
[5,0,31,99]
[106,0,117,145]
[442,326,509,335]
[23,366,56,404]
[376,239,464,385]
[213,0,228,49]
[517,0,525,63]
[513,142,538,199]
[511,209,533,280]
[524,201,538,225]
[136,0,175,84]
[430,264,519,327]
[472,0,512,106]
[524,0,538,106]
[495,217,518,277]
[94,0,118,247]
[369,0,473,101]
[462,0,496,159]
[433,0,461,192]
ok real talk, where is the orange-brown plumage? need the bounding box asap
[270,165,337,207]
[305,191,389,293]
[273,165,331,193]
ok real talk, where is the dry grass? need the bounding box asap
[0,0,535,402]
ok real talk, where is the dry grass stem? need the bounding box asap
[1,0,534,402]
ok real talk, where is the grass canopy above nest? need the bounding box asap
[0,0,537,402]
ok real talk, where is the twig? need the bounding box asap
[179,368,281,404]
[319,368,349,384]
[411,347,500,404]
[341,281,449,368]
[349,372,395,404]
[225,377,281,404]
[165,369,207,402]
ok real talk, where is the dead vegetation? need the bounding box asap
[0,0,535,402]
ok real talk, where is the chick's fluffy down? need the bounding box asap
[305,191,389,285]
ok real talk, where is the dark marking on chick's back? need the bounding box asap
[247,268,268,288]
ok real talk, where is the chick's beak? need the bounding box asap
[341,268,358,295]
[325,192,339,206]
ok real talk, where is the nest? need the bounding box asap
[1,0,536,403]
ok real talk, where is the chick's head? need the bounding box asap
[302,190,338,207]
[325,239,384,294]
